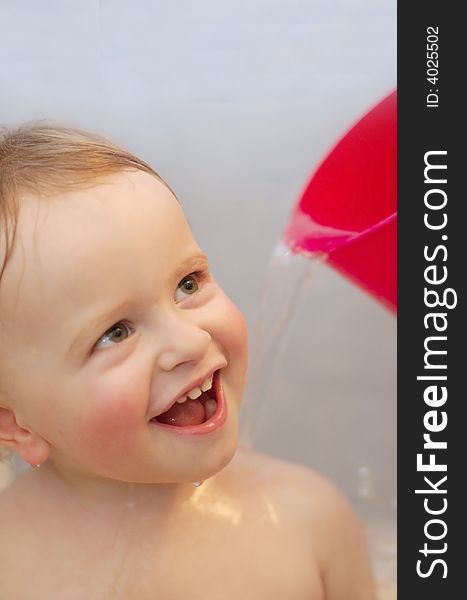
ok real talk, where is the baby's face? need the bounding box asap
[0,171,248,484]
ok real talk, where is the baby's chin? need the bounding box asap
[104,426,240,486]
[154,435,239,485]
[184,438,239,484]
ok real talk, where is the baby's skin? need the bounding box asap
[0,171,375,599]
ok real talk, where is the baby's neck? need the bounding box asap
[35,460,202,518]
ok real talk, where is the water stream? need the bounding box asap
[241,241,396,599]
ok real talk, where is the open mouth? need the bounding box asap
[150,370,222,430]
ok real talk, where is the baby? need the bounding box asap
[0,124,375,599]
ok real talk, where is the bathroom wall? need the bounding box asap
[0,0,396,512]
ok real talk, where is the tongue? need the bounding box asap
[155,398,206,427]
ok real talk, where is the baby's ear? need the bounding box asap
[0,406,51,466]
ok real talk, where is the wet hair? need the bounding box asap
[0,121,171,282]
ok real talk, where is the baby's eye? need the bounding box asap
[94,322,133,350]
[175,271,207,302]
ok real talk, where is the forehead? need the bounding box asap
[0,171,198,330]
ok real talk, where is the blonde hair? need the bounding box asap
[0,121,171,281]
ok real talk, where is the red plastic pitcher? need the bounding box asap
[283,91,397,312]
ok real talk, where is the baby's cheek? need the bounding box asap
[75,386,144,460]
[222,298,249,359]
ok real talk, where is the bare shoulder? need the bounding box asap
[224,445,352,526]
[221,447,377,600]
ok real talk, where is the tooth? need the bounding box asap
[176,396,188,404]
[187,387,202,400]
[201,374,214,392]
[204,399,217,420]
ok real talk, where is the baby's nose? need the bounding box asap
[157,317,211,371]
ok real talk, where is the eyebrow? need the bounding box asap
[67,252,209,358]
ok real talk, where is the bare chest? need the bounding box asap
[1,519,324,600]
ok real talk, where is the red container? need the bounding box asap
[283,91,397,312]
